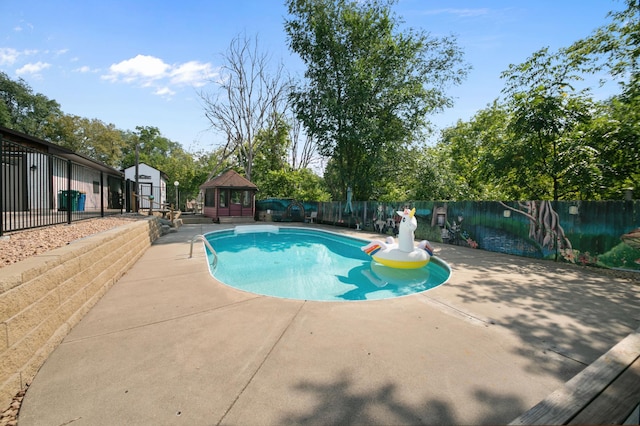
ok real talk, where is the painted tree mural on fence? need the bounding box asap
[500,201,574,260]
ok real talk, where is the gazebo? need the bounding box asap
[199,170,258,222]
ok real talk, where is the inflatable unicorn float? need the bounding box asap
[361,207,434,269]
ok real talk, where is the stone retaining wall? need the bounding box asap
[0,218,162,409]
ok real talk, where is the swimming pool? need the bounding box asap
[204,225,450,301]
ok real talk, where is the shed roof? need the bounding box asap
[200,169,257,190]
[123,163,170,181]
[0,125,123,176]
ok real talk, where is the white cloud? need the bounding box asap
[154,86,176,97]
[0,48,20,65]
[170,61,217,87]
[74,65,93,73]
[14,21,33,32]
[102,54,216,96]
[16,61,51,76]
[0,48,41,66]
[103,54,170,83]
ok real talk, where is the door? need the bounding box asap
[139,183,152,209]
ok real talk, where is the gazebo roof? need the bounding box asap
[199,169,257,190]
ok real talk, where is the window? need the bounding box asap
[231,190,242,204]
[242,191,252,208]
[219,190,227,207]
[204,188,215,207]
[93,181,100,194]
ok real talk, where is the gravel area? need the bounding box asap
[0,216,142,269]
[0,216,143,425]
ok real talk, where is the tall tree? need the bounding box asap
[438,102,510,200]
[566,0,639,93]
[413,145,460,201]
[199,33,291,181]
[565,0,640,198]
[252,114,291,178]
[284,0,469,201]
[46,114,126,168]
[287,113,320,171]
[0,72,62,139]
[500,48,595,200]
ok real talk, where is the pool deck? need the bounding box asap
[18,223,640,425]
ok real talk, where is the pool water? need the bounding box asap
[204,226,450,302]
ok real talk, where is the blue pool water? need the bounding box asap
[204,225,450,301]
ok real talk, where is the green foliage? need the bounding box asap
[45,114,127,168]
[285,0,469,201]
[3,1,638,204]
[249,114,330,201]
[257,168,330,201]
[0,71,62,139]
[251,115,291,185]
[436,103,511,200]
[418,1,639,202]
[121,126,208,203]
[566,0,639,91]
[583,90,640,199]
[500,48,596,200]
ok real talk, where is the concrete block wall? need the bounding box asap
[0,217,162,409]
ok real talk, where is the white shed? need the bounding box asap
[123,163,168,209]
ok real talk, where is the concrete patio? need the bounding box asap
[17,223,640,425]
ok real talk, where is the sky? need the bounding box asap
[0,0,626,154]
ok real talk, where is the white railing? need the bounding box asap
[189,234,217,270]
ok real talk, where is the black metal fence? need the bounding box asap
[1,137,126,236]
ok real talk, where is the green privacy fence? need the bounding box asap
[255,198,640,272]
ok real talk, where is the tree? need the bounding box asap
[284,0,469,201]
[0,72,62,139]
[120,126,179,169]
[258,168,330,201]
[437,102,511,200]
[199,33,291,181]
[500,48,596,200]
[45,114,85,152]
[413,145,460,201]
[565,0,640,198]
[566,0,639,94]
[46,114,127,168]
[82,120,127,168]
[251,114,291,184]
[287,112,320,171]
[249,114,330,201]
[119,126,204,206]
[582,93,639,198]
